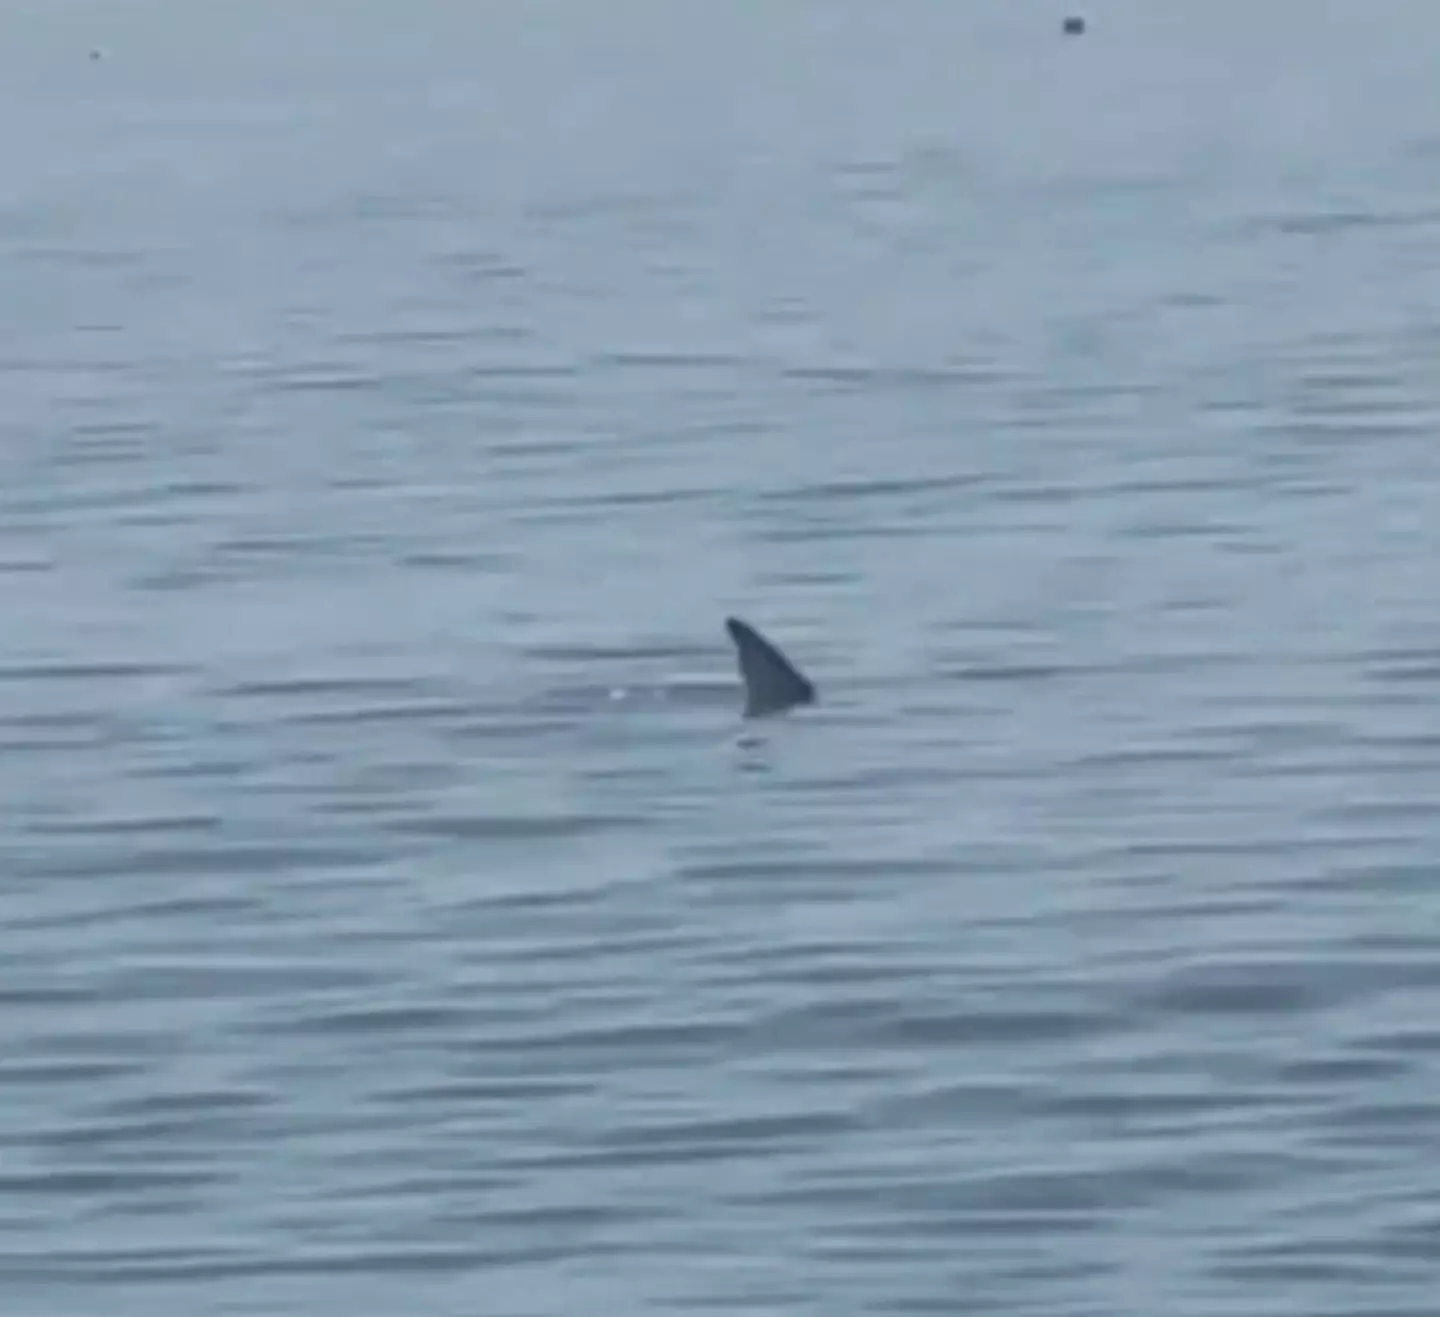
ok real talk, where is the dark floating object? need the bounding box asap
[725,616,816,719]
[1063,15,1086,35]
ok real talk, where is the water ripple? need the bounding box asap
[4,3,1440,1314]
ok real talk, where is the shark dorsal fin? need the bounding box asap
[725,616,817,718]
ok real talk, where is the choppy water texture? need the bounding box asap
[4,2,1440,1313]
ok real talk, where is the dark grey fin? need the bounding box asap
[724,616,817,718]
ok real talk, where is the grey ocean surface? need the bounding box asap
[4,2,1440,1313]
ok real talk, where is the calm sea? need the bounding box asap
[3,2,1440,1313]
